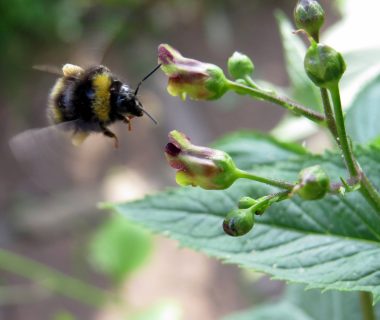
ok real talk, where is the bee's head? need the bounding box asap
[112,83,144,117]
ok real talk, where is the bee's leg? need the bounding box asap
[116,114,132,131]
[100,125,119,148]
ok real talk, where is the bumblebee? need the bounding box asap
[47,63,160,147]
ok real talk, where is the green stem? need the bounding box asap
[328,85,380,213]
[320,88,339,141]
[0,248,110,307]
[328,85,357,177]
[248,190,291,215]
[243,75,260,89]
[236,169,295,190]
[360,292,376,320]
[227,80,326,124]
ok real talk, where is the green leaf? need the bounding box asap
[212,131,308,170]
[104,133,380,301]
[275,11,322,112]
[222,301,312,320]
[223,284,380,320]
[88,215,152,283]
[53,311,77,320]
[346,74,380,144]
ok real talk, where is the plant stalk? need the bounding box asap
[227,80,326,124]
[320,88,339,142]
[328,85,380,213]
[236,169,295,190]
[0,248,110,307]
[360,292,376,320]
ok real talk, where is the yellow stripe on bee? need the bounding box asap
[48,78,65,123]
[92,73,112,122]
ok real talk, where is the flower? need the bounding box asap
[164,130,239,190]
[158,44,228,101]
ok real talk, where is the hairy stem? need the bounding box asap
[236,169,295,190]
[227,80,326,124]
[360,292,376,320]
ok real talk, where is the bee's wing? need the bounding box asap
[33,65,62,76]
[9,122,83,191]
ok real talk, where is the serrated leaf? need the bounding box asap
[275,11,321,112]
[104,133,380,300]
[346,74,380,144]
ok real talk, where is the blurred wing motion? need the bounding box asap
[33,65,63,76]
[9,123,79,191]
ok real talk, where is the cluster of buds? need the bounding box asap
[164,131,332,237]
[294,0,346,89]
[158,0,341,237]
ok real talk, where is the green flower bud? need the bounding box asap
[228,52,255,80]
[158,44,228,100]
[294,0,325,42]
[304,43,346,89]
[294,165,330,200]
[238,197,258,209]
[223,209,254,237]
[165,130,240,190]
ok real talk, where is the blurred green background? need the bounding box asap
[0,1,337,319]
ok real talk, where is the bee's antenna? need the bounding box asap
[139,108,158,125]
[135,64,162,96]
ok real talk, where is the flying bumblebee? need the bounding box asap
[42,63,160,148]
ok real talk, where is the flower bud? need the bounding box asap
[238,196,258,209]
[165,130,240,190]
[228,52,255,80]
[294,0,325,42]
[158,44,228,101]
[304,43,346,89]
[294,165,330,200]
[223,209,254,237]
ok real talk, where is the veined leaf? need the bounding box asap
[104,132,380,301]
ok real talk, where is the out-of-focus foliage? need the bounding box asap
[130,301,182,320]
[88,215,152,283]
[53,311,77,320]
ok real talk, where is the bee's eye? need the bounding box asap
[110,80,122,92]
[86,87,95,100]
